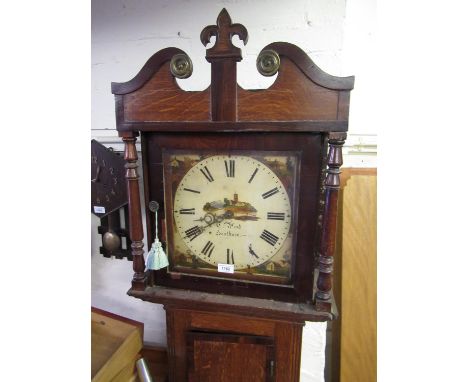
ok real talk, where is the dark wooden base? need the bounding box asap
[128,286,335,322]
[129,286,336,382]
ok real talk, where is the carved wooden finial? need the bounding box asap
[200,8,248,61]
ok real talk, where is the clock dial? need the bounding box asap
[171,154,293,271]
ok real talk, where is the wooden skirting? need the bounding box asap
[328,168,377,382]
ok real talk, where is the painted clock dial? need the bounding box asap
[164,151,299,282]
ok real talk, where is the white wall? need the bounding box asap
[91,1,376,380]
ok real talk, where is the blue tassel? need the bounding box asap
[146,241,169,270]
[145,201,169,270]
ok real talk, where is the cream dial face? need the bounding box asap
[173,155,292,270]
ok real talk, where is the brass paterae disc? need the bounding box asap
[256,49,280,76]
[170,53,193,79]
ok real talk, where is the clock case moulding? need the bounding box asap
[111,8,354,321]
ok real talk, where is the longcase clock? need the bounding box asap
[111,9,353,382]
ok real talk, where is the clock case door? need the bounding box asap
[141,129,328,303]
[186,331,276,382]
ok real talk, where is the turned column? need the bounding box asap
[315,132,346,311]
[121,132,146,290]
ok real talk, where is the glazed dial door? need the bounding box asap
[171,154,293,272]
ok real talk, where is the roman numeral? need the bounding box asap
[262,187,279,199]
[201,241,214,257]
[224,159,235,177]
[183,188,200,194]
[200,166,214,182]
[179,208,195,215]
[226,249,234,264]
[248,168,258,183]
[185,226,202,241]
[267,212,285,220]
[260,230,279,246]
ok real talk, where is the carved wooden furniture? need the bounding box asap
[111,9,353,382]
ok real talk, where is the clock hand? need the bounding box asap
[193,213,216,225]
[182,213,221,240]
[185,207,242,240]
[91,165,101,183]
[194,211,231,226]
[248,244,259,258]
[184,211,234,240]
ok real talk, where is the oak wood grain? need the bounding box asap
[165,308,191,382]
[190,311,275,336]
[187,332,273,382]
[112,47,188,94]
[113,42,353,126]
[260,42,354,91]
[238,58,340,121]
[275,322,303,382]
[163,306,304,382]
[123,63,210,122]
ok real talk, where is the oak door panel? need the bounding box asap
[187,332,275,382]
